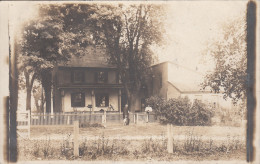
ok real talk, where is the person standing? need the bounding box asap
[123,104,129,125]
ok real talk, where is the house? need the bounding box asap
[149,61,234,109]
[53,46,126,113]
[52,49,234,114]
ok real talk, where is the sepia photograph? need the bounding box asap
[0,1,259,163]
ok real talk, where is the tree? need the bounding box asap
[202,16,247,103]
[88,4,166,112]
[19,4,97,112]
[19,4,71,112]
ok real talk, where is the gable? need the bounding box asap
[59,46,116,68]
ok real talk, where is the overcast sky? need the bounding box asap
[9,1,247,73]
[157,1,247,73]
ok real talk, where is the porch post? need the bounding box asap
[118,89,121,114]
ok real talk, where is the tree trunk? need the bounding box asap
[24,71,35,112]
[42,70,52,113]
[127,92,138,113]
[26,87,32,111]
[129,94,137,113]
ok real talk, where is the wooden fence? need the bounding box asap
[17,110,30,138]
[17,112,157,126]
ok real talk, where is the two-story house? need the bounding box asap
[53,46,125,113]
[149,61,235,109]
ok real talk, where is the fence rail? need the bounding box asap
[17,112,157,126]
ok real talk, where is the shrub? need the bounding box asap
[32,142,40,157]
[60,133,73,159]
[80,122,104,128]
[184,131,203,152]
[146,96,214,126]
[187,100,214,126]
[42,138,54,158]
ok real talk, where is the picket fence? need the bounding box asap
[17,112,157,126]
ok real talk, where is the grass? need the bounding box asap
[17,123,246,161]
[28,122,246,139]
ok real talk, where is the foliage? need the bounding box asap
[79,122,104,128]
[146,96,214,126]
[184,131,203,152]
[60,133,73,159]
[88,4,166,111]
[202,16,247,103]
[212,104,246,127]
[141,137,167,155]
[19,133,245,161]
[145,96,165,116]
[18,4,77,112]
[42,137,54,158]
[79,135,129,160]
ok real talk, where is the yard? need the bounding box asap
[26,122,246,140]
[17,123,246,161]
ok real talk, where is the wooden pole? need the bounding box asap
[73,121,79,157]
[167,124,173,153]
[28,110,30,139]
[103,110,107,128]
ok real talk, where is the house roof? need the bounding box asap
[165,61,211,93]
[59,46,116,68]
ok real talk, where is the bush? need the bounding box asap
[146,96,214,126]
[80,122,104,128]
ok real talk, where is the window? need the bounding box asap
[72,70,84,83]
[95,94,109,107]
[96,71,108,83]
[71,92,85,107]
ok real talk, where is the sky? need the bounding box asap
[156,1,247,74]
[7,1,247,111]
[8,1,247,74]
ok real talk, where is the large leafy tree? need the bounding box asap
[19,4,71,112]
[88,4,166,112]
[202,16,247,103]
[19,4,97,112]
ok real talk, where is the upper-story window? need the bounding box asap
[96,71,108,83]
[72,70,84,83]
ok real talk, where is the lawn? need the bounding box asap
[17,123,246,161]
[26,122,246,140]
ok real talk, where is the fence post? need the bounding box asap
[102,110,107,127]
[136,113,138,124]
[67,115,70,125]
[28,110,30,139]
[167,124,173,153]
[73,121,79,157]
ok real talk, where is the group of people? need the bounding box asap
[122,104,152,126]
